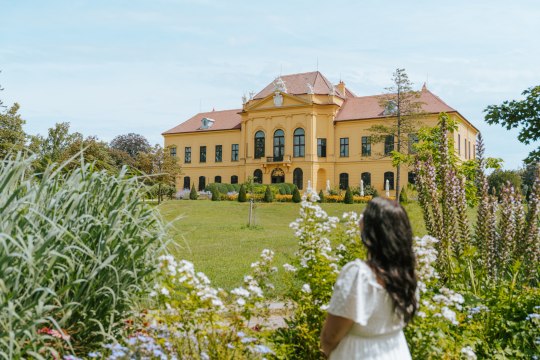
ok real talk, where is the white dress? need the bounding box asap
[327,259,412,360]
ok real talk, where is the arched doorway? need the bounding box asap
[271,168,285,184]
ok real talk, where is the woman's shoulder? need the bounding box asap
[340,259,384,289]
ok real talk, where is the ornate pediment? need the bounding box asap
[244,92,311,111]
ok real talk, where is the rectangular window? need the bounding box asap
[458,134,461,155]
[408,133,418,154]
[317,138,327,157]
[170,147,177,157]
[468,141,471,160]
[464,138,467,159]
[384,135,394,155]
[215,145,222,162]
[200,146,206,163]
[231,144,239,161]
[361,136,371,156]
[340,138,349,157]
[184,147,191,163]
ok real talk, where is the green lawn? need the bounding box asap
[158,200,429,295]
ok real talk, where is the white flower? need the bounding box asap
[237,298,246,306]
[283,263,297,272]
[320,304,329,311]
[160,288,170,296]
[302,284,311,294]
[231,287,250,297]
[460,346,477,359]
[440,306,458,325]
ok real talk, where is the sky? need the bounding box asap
[1,0,539,169]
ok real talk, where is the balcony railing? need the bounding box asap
[266,155,290,163]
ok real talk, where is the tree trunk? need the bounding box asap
[158,183,162,204]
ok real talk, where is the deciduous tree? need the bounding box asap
[110,133,151,159]
[484,85,540,164]
[0,103,27,158]
[138,144,181,203]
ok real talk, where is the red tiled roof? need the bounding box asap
[335,88,457,121]
[253,71,354,99]
[162,109,242,135]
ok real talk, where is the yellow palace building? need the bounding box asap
[163,71,478,193]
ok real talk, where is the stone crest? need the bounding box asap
[273,92,283,107]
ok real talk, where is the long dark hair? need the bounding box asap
[361,197,417,323]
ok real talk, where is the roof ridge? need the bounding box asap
[198,108,242,114]
[422,88,456,110]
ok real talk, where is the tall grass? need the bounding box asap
[0,154,166,358]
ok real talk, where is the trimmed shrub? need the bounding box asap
[0,155,165,356]
[399,186,408,204]
[190,184,198,200]
[344,186,354,204]
[263,186,274,202]
[318,189,325,203]
[292,186,301,203]
[279,186,286,195]
[238,184,247,202]
[210,186,220,201]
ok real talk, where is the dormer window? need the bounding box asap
[200,117,215,129]
[383,100,397,116]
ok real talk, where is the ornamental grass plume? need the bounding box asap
[0,153,165,358]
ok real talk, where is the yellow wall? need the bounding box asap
[164,94,478,193]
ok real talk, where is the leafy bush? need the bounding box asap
[343,187,353,204]
[275,194,292,202]
[263,186,274,203]
[292,186,301,203]
[189,184,198,200]
[238,184,247,202]
[364,185,378,197]
[0,154,165,357]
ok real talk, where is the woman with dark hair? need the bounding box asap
[320,197,417,359]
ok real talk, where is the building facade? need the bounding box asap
[163,71,478,192]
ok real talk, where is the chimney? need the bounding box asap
[337,81,346,96]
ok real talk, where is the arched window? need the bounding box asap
[293,128,305,157]
[214,176,221,183]
[254,131,265,159]
[231,175,238,184]
[361,172,371,187]
[383,172,394,191]
[253,169,263,184]
[183,176,190,189]
[339,173,349,190]
[273,129,285,161]
[198,176,206,191]
[408,171,416,185]
[293,168,303,190]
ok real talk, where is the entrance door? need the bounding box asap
[271,168,285,183]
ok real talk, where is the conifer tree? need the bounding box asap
[210,186,220,201]
[292,186,301,203]
[263,185,274,203]
[399,186,408,204]
[189,184,198,200]
[367,68,425,198]
[238,184,247,202]
[318,189,325,203]
[344,186,354,204]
